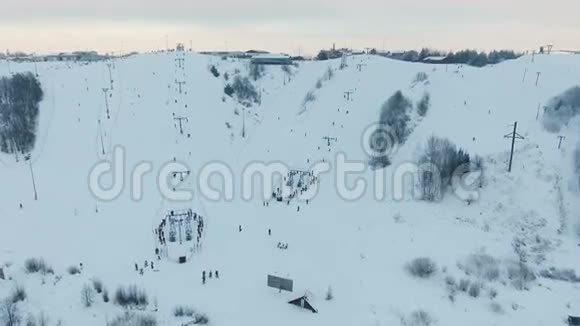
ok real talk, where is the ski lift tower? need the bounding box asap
[159,208,200,264]
[540,44,554,55]
[323,136,337,146]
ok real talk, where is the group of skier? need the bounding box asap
[202,269,219,284]
[155,219,167,245]
[268,170,318,205]
[135,260,155,275]
[196,213,204,243]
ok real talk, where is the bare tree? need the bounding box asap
[249,63,265,81]
[417,92,430,117]
[26,311,49,326]
[81,284,95,308]
[419,136,471,201]
[0,299,22,326]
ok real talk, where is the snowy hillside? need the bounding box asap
[1,51,580,326]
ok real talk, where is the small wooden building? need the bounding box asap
[288,296,317,313]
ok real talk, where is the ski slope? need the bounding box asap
[1,51,580,326]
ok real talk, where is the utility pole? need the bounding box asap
[536,103,542,120]
[34,62,39,77]
[558,135,565,149]
[503,121,525,172]
[522,68,527,83]
[340,53,348,69]
[172,170,191,181]
[322,136,337,146]
[541,44,554,55]
[106,63,113,90]
[173,114,188,134]
[535,72,542,87]
[175,57,185,69]
[24,154,38,201]
[344,91,354,101]
[175,80,186,94]
[241,107,246,138]
[102,88,110,119]
[98,119,106,155]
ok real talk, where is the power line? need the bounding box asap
[344,91,354,101]
[106,63,114,90]
[242,107,246,138]
[102,88,110,119]
[98,119,106,155]
[558,135,566,149]
[24,153,38,201]
[503,121,525,172]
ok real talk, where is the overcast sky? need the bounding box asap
[1,0,579,55]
